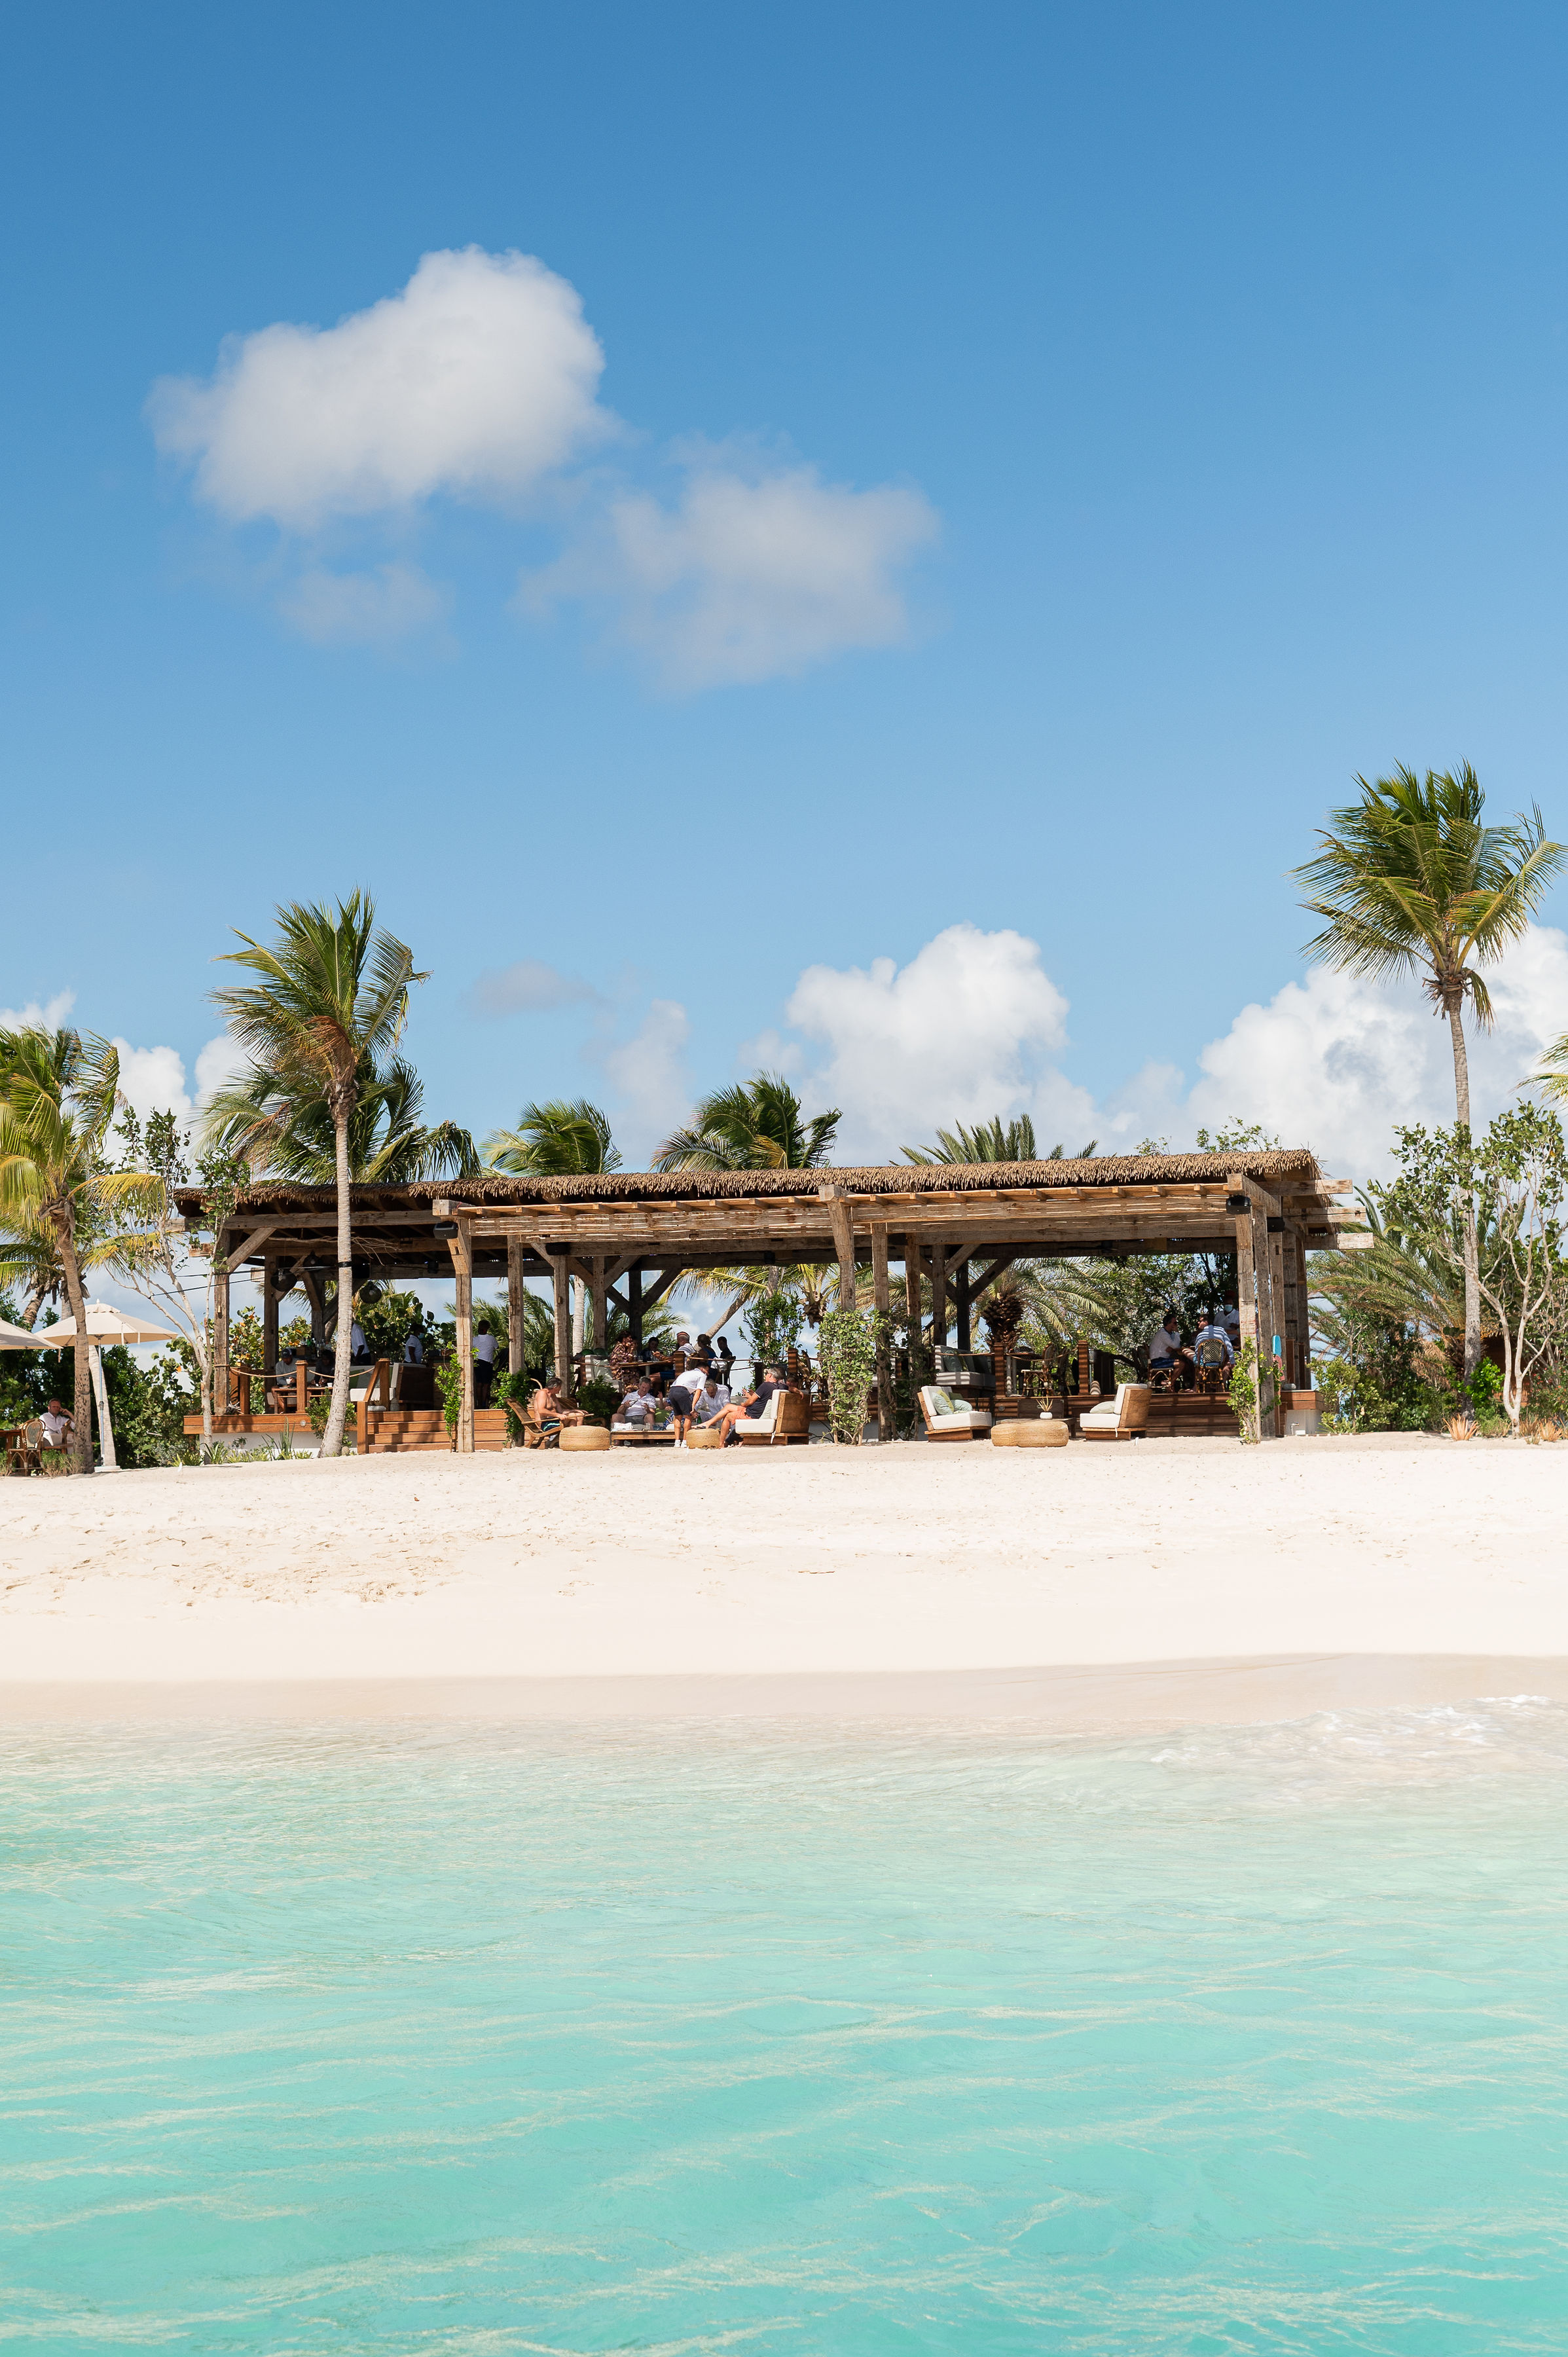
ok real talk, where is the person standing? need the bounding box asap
[473,1327,496,1408]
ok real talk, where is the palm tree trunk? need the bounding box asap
[321,1112,353,1457]
[58,1224,93,1474]
[1448,1004,1482,1381]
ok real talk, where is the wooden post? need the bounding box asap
[589,1254,609,1356]
[303,1272,327,1350]
[551,1250,574,1398]
[262,1261,278,1383]
[1229,1170,1283,1440]
[956,1260,972,1352]
[507,1235,525,1376]
[629,1266,644,1349]
[296,1357,308,1421]
[214,1264,231,1417]
[871,1225,893,1442]
[447,1228,475,1454]
[905,1240,922,1347]
[1288,1229,1311,1391]
[930,1239,946,1357]
[819,1184,857,1311]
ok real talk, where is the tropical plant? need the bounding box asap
[1194,1118,1281,1152]
[483,1099,621,1177]
[656,1073,839,1171]
[743,1285,801,1372]
[0,1028,157,1472]
[206,1053,475,1184]
[1292,764,1564,1376]
[210,894,427,1457]
[105,1105,251,1440]
[818,1306,886,1443]
[903,1114,1098,1163]
[1374,1106,1568,1434]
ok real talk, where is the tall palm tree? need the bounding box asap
[0,1028,155,1472]
[656,1073,839,1171]
[210,895,427,1458]
[903,1113,1099,1163]
[1292,764,1564,1376]
[207,1052,476,1184]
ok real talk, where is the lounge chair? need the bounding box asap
[1077,1383,1151,1440]
[918,1384,993,1442]
[735,1389,811,1446]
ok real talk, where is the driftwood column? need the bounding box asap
[1230,1171,1283,1440]
[261,1262,278,1379]
[447,1226,475,1454]
[871,1224,893,1441]
[549,1248,574,1398]
[905,1241,922,1346]
[819,1184,857,1310]
[929,1240,947,1355]
[507,1235,525,1376]
[213,1265,231,1417]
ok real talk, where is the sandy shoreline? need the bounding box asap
[3,1434,1566,1720]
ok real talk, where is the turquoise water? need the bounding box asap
[3,1702,1567,2354]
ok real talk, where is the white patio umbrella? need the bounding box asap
[0,1314,45,1349]
[20,1300,183,1472]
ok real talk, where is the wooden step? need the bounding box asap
[361,1407,513,1453]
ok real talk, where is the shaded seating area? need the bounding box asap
[177,1148,1355,1452]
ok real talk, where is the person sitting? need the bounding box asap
[39,1398,75,1453]
[402,1328,424,1364]
[1220,1299,1242,1345]
[692,1371,730,1427]
[609,1333,638,1391]
[712,1334,735,1381]
[618,1377,657,1427]
[712,1366,781,1444]
[1192,1315,1234,1389]
[526,1379,586,1446]
[1147,1311,1183,1389]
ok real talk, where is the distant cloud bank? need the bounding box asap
[149,247,936,689]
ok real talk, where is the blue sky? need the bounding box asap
[6,1,1568,1180]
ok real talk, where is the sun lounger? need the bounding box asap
[918,1383,993,1442]
[1076,1383,1151,1440]
[735,1390,811,1446]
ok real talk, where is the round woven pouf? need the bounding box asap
[560,1424,612,1452]
[991,1418,1069,1448]
[684,1426,725,1449]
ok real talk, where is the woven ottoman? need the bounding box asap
[991,1418,1069,1448]
[560,1424,612,1452]
[685,1426,725,1448]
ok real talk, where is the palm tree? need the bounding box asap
[483,1099,621,1357]
[903,1113,1099,1163]
[206,1052,476,1184]
[656,1073,839,1171]
[1292,764,1564,1377]
[0,1028,155,1472]
[210,895,427,1458]
[483,1099,621,1177]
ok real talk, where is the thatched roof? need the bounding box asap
[176,1149,1324,1217]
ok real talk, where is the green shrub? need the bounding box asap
[818,1307,886,1444]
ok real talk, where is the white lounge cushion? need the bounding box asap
[928,1406,992,1431]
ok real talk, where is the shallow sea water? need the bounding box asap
[3,1700,1567,2356]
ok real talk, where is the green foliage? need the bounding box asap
[577,1376,620,1429]
[656,1073,839,1172]
[1194,1118,1281,1152]
[902,1114,1098,1164]
[357,1287,433,1362]
[308,1388,333,1437]
[1227,1340,1262,1442]
[818,1307,886,1444]
[743,1285,800,1371]
[483,1099,620,1175]
[436,1355,462,1433]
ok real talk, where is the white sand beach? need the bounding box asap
[3,1435,1567,1716]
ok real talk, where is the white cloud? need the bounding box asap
[784,924,1095,1161]
[0,989,75,1031]
[528,456,938,688]
[596,999,691,1161]
[467,959,601,1018]
[1187,924,1568,1176]
[149,247,608,530]
[107,1033,248,1131]
[278,562,448,645]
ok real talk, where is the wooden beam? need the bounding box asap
[550,1251,573,1398]
[628,1266,643,1348]
[214,1264,231,1417]
[507,1235,525,1376]
[447,1229,474,1454]
[261,1260,278,1379]
[871,1225,893,1442]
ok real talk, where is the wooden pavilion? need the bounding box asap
[176,1149,1359,1448]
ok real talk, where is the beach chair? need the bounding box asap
[917,1384,993,1442]
[5,1420,42,1475]
[1077,1383,1151,1440]
[734,1390,811,1445]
